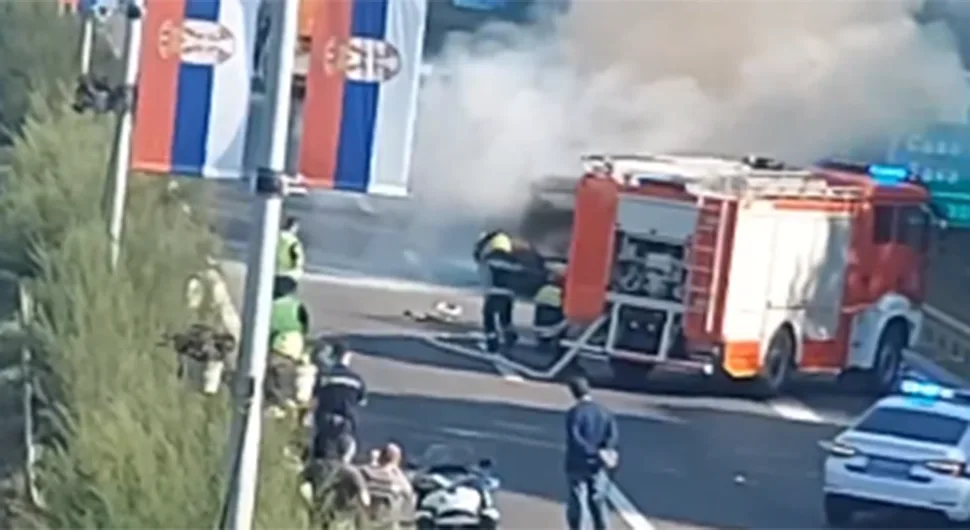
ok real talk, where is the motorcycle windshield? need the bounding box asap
[420,443,476,469]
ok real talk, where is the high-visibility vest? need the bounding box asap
[270,295,304,359]
[534,284,563,308]
[277,231,303,274]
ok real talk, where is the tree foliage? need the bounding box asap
[0,4,307,528]
[0,1,83,142]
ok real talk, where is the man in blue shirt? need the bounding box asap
[564,376,619,530]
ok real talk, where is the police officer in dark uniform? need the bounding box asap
[311,341,367,459]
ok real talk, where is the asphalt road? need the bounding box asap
[206,185,970,529]
[221,260,969,529]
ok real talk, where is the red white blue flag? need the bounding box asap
[131,0,260,178]
[298,0,428,196]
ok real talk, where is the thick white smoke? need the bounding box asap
[410,0,969,225]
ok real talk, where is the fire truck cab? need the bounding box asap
[562,153,939,395]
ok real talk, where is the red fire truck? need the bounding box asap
[554,154,942,395]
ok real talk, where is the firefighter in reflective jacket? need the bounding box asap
[473,230,522,353]
[266,276,310,417]
[533,273,566,355]
[277,216,305,280]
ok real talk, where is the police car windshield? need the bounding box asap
[856,406,969,446]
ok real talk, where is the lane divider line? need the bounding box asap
[492,361,525,382]
[608,485,657,530]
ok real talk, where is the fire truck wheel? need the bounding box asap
[756,326,795,396]
[865,321,907,395]
[609,359,654,390]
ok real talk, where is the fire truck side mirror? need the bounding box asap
[929,217,949,256]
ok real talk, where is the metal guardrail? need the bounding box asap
[19,283,43,508]
[918,304,970,375]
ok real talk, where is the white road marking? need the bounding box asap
[767,396,826,424]
[492,359,524,382]
[607,483,657,530]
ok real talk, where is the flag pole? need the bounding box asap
[106,0,144,269]
[79,14,94,76]
[221,0,298,526]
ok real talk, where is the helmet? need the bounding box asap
[473,230,502,261]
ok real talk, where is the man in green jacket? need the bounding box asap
[277,216,306,280]
[266,275,310,418]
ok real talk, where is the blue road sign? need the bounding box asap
[890,122,970,227]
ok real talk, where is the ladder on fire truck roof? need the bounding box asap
[582,153,867,201]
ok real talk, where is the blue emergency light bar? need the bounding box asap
[898,379,970,405]
[815,160,913,185]
[867,164,910,183]
[900,379,957,399]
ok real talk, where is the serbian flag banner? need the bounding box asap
[130,0,260,178]
[298,0,428,196]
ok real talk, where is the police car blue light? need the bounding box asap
[868,164,910,183]
[899,379,956,400]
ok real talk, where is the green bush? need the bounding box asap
[0,1,312,525]
[0,91,305,529]
[0,1,89,142]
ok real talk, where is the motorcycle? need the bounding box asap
[408,444,502,530]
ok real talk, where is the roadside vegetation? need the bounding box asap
[0,0,306,527]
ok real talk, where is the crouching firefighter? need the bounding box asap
[266,275,311,418]
[533,273,567,356]
[473,230,522,354]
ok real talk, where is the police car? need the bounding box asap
[821,379,970,526]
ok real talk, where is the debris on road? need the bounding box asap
[404,300,463,323]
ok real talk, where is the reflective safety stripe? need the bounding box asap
[318,374,363,390]
[535,321,568,338]
[486,287,515,296]
[486,258,523,271]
